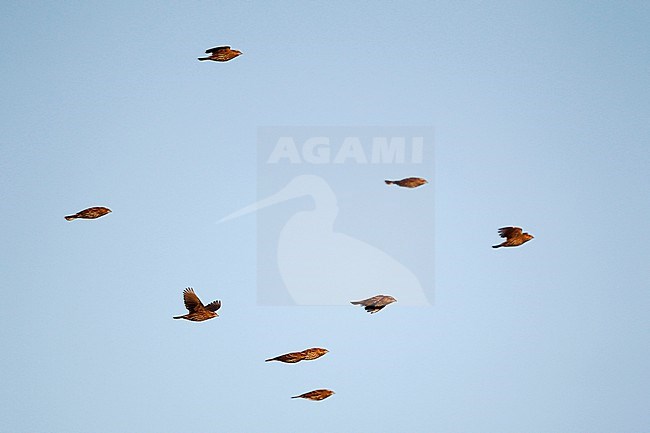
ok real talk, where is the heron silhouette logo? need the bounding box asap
[220,127,434,306]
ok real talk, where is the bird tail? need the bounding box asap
[290,395,300,399]
[64,215,77,221]
[492,244,502,249]
[198,57,210,61]
[384,180,394,185]
[350,301,361,305]
[173,315,184,319]
[265,357,276,362]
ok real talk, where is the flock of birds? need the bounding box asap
[63,45,535,402]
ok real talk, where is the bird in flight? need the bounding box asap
[265,348,329,363]
[384,177,428,188]
[198,46,242,62]
[291,389,335,401]
[173,287,221,321]
[492,226,534,248]
[64,206,112,221]
[351,295,397,314]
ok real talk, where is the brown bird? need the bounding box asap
[350,295,397,314]
[291,389,335,401]
[173,287,221,321]
[384,177,428,188]
[64,206,112,221]
[265,348,329,363]
[198,46,242,62]
[492,226,534,248]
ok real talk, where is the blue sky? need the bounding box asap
[1,1,649,432]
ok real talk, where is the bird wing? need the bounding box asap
[365,305,382,313]
[498,227,522,239]
[204,300,221,312]
[364,295,386,306]
[183,288,204,312]
[205,46,230,54]
[301,389,332,399]
[351,295,379,306]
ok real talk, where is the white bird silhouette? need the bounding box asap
[219,175,429,306]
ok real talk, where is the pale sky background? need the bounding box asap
[1,1,649,433]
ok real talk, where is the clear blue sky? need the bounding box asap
[1,1,649,432]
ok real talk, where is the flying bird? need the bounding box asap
[265,348,329,363]
[173,287,221,321]
[198,46,242,62]
[351,295,397,314]
[291,389,335,401]
[64,206,112,221]
[492,226,534,248]
[384,177,428,188]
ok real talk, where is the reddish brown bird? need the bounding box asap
[198,46,242,62]
[64,206,112,221]
[173,287,221,322]
[291,389,335,401]
[384,177,428,188]
[492,226,534,248]
[265,348,329,363]
[351,295,397,314]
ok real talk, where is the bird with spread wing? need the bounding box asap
[173,287,221,322]
[350,294,397,314]
[492,226,534,248]
[198,46,242,62]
